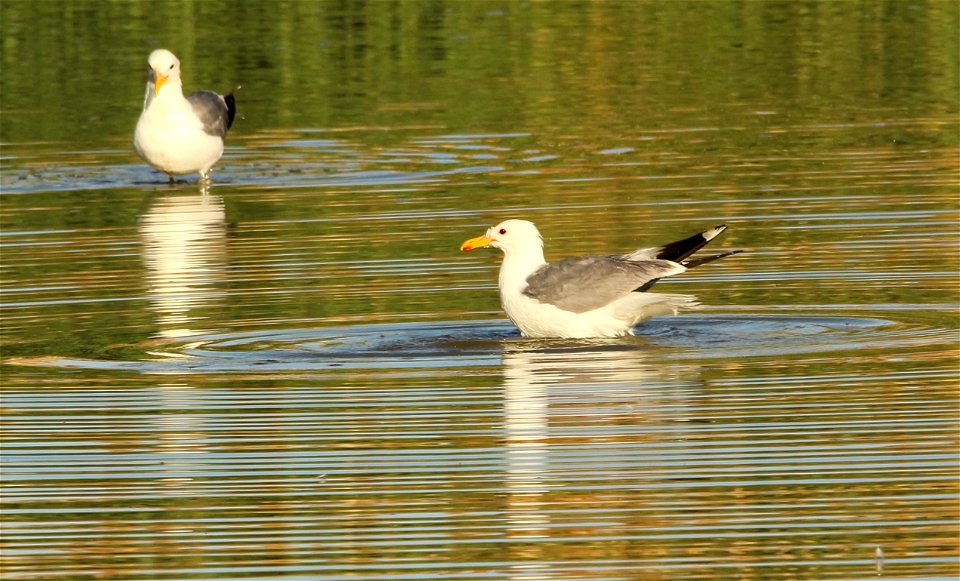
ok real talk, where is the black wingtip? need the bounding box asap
[224,93,237,130]
[681,249,743,269]
[655,224,729,263]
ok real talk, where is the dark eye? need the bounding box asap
[169,64,175,70]
[499,228,507,235]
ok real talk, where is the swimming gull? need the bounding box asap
[134,49,237,184]
[460,219,741,338]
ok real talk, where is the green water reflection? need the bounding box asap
[2,0,957,141]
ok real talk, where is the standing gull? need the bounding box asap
[134,49,237,184]
[461,219,741,338]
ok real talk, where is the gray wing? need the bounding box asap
[187,90,232,138]
[522,255,686,314]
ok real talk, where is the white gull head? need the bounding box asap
[461,219,544,259]
[145,49,183,104]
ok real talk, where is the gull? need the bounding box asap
[460,219,741,338]
[134,49,237,184]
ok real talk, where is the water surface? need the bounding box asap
[2,1,958,580]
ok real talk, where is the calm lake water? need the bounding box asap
[2,1,958,579]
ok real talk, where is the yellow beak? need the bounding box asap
[460,235,493,252]
[153,71,168,97]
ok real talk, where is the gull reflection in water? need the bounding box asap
[501,339,697,577]
[139,192,227,338]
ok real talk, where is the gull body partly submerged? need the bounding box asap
[461,219,740,338]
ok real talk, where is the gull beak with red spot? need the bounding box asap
[460,235,493,252]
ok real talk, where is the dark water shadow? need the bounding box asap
[11,314,948,376]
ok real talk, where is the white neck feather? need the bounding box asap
[143,79,185,112]
[498,243,547,296]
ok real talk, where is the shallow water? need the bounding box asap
[2,1,959,580]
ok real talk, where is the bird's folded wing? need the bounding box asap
[522,256,686,314]
[187,91,230,138]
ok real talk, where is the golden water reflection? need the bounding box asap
[501,342,701,579]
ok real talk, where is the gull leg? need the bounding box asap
[198,170,212,195]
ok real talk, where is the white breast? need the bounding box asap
[134,94,224,176]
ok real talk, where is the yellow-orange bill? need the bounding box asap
[460,235,492,252]
[153,72,168,96]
